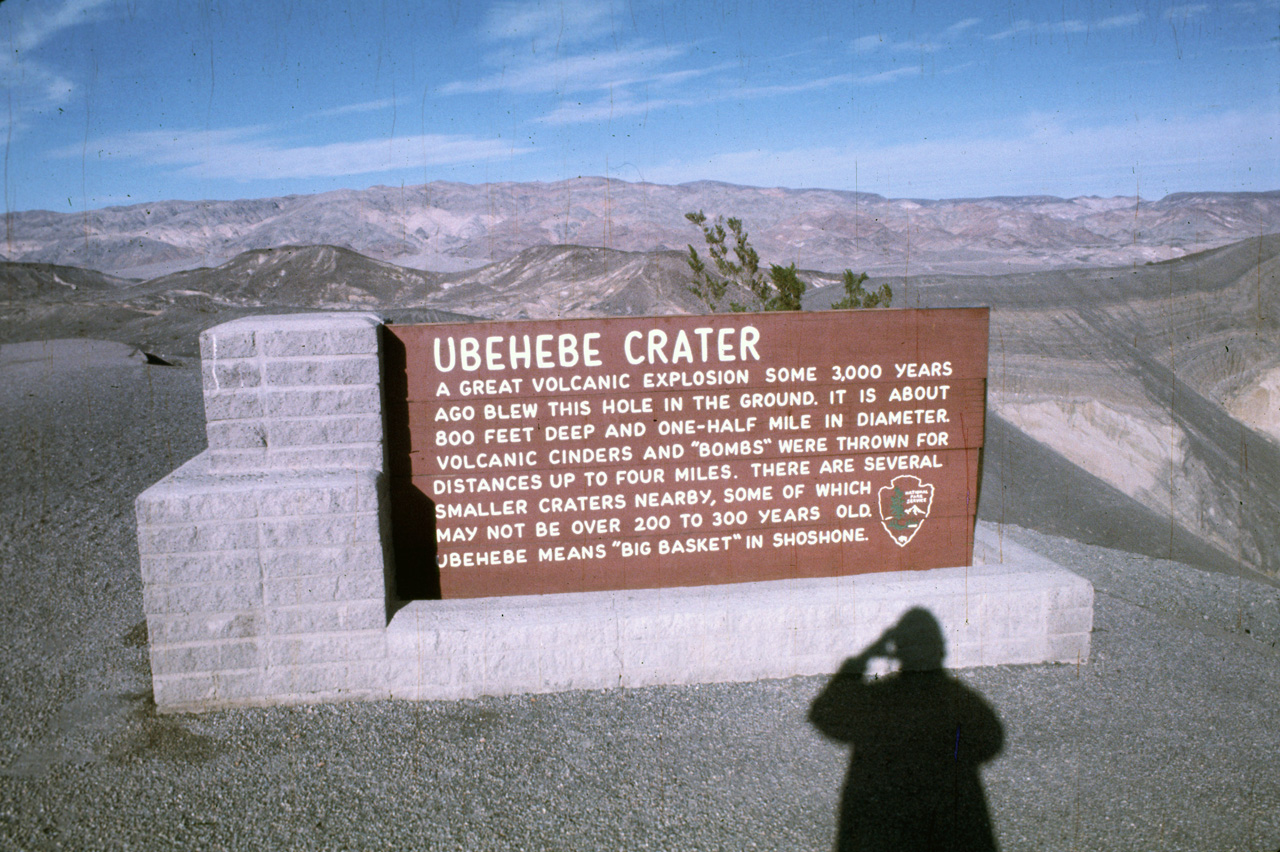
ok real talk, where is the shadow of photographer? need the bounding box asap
[810,608,1004,852]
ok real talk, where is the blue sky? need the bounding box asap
[2,0,1277,212]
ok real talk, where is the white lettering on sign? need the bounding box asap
[623,326,761,365]
[434,333,603,372]
[402,309,988,596]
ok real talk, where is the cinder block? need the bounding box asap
[256,479,377,517]
[261,327,380,358]
[211,668,267,701]
[789,625,850,660]
[209,445,384,473]
[423,626,488,659]
[976,638,1042,667]
[203,313,379,342]
[1047,581,1095,611]
[153,674,218,709]
[618,610,725,643]
[201,360,261,392]
[267,631,386,666]
[204,389,264,422]
[266,599,385,634]
[217,639,265,671]
[200,328,257,361]
[266,661,391,697]
[259,543,384,579]
[265,415,383,448]
[136,489,258,526]
[137,520,259,555]
[264,357,380,388]
[1048,605,1094,635]
[385,615,423,655]
[149,640,263,678]
[263,570,384,607]
[536,648,617,691]
[147,611,263,644]
[978,595,1045,641]
[206,420,268,451]
[264,386,382,418]
[152,643,223,676]
[139,552,260,586]
[143,314,398,713]
[382,544,1096,704]
[1047,633,1091,664]
[479,648,545,693]
[257,512,381,548]
[946,643,986,669]
[142,580,262,614]
[383,656,424,697]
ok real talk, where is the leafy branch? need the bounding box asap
[686,210,890,313]
[830,269,893,309]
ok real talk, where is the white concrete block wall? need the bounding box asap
[199,313,385,474]
[137,313,394,712]
[381,526,1093,703]
[136,457,394,710]
[136,311,1095,713]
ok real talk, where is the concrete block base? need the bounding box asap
[136,451,393,712]
[384,522,1092,702]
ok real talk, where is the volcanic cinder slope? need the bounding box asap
[808,236,1280,580]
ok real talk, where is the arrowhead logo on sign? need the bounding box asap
[878,475,935,547]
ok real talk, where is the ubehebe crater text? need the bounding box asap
[386,309,989,598]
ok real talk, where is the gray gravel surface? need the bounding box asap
[2,350,1279,851]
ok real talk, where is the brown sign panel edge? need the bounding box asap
[384,307,989,599]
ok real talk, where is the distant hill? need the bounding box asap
[142,244,442,309]
[429,245,703,319]
[5,179,1279,280]
[0,245,465,361]
[0,262,136,302]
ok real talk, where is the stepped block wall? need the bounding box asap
[136,313,1093,713]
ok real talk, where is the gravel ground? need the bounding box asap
[1,349,1279,851]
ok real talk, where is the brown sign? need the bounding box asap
[384,308,988,599]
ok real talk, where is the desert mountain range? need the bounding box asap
[1,178,1278,584]
[5,178,1278,279]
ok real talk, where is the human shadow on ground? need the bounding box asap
[809,608,1004,852]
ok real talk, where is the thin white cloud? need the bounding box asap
[536,92,686,125]
[1,0,114,112]
[1096,13,1145,29]
[535,63,927,125]
[480,0,618,47]
[853,16,983,55]
[989,12,1145,40]
[852,34,885,53]
[314,99,399,117]
[447,1,945,127]
[57,127,530,181]
[9,0,113,53]
[641,108,1277,198]
[856,66,920,85]
[440,43,687,95]
[988,20,1034,40]
[945,18,982,36]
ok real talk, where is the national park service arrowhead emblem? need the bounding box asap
[878,474,935,547]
